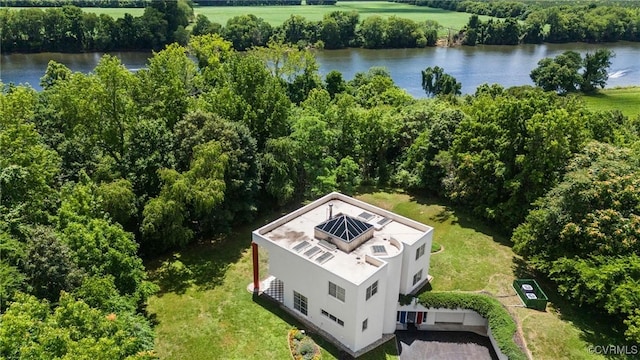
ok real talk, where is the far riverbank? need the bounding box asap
[1,42,639,96]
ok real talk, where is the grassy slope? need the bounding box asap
[195,1,485,30]
[357,191,621,360]
[147,190,627,360]
[581,86,640,119]
[146,210,397,360]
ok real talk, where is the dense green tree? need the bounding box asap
[386,16,420,48]
[141,141,227,252]
[0,232,26,309]
[40,60,72,89]
[223,14,272,51]
[96,179,137,228]
[56,179,147,297]
[200,53,291,150]
[324,70,347,98]
[530,51,582,94]
[531,50,614,94]
[421,66,462,97]
[174,111,261,232]
[440,88,587,230]
[1,85,60,226]
[135,43,197,129]
[123,118,174,199]
[0,292,156,360]
[149,0,192,43]
[581,49,614,93]
[277,15,315,45]
[262,136,301,204]
[359,15,387,49]
[22,226,83,302]
[320,11,359,49]
[192,14,221,36]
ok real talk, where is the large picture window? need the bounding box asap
[329,281,345,302]
[294,291,307,315]
[366,280,378,300]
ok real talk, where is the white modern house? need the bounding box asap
[251,192,434,356]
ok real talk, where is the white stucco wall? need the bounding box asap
[399,230,433,294]
[255,233,390,352]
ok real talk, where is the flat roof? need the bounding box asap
[255,193,432,285]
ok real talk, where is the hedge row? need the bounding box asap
[3,0,150,7]
[418,292,527,360]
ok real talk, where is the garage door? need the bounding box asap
[434,312,465,324]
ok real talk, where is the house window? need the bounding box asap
[321,309,344,327]
[329,281,345,302]
[366,280,378,300]
[415,243,425,260]
[362,318,368,331]
[293,291,307,315]
[413,269,423,286]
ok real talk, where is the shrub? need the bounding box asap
[288,329,321,360]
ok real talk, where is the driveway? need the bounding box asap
[396,330,499,360]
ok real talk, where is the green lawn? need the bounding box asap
[359,191,629,360]
[10,2,481,33]
[581,86,640,119]
[146,190,624,359]
[146,207,398,360]
[195,1,486,30]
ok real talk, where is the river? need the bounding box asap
[1,42,639,96]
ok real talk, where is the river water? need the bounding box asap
[1,42,639,96]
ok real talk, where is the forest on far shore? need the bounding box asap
[1,0,640,53]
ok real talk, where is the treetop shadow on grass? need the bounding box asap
[539,276,632,354]
[146,205,301,296]
[406,190,515,248]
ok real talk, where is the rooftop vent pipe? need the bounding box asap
[328,203,333,219]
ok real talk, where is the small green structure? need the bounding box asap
[513,279,548,311]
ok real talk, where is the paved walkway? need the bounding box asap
[396,330,499,360]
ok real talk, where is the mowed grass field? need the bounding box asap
[195,1,486,30]
[10,2,486,31]
[581,86,640,119]
[146,190,625,360]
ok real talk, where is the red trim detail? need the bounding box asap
[252,243,260,291]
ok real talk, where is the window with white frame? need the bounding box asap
[415,243,426,260]
[293,291,307,315]
[366,280,378,300]
[362,318,368,331]
[412,269,423,286]
[328,281,345,302]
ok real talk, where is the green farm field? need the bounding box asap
[195,1,487,30]
[581,86,640,119]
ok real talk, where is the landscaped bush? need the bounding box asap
[418,292,527,360]
[288,329,321,360]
